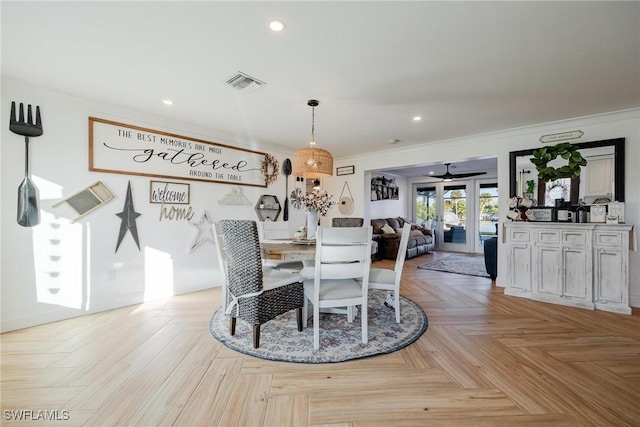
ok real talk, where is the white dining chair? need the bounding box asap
[302,226,372,349]
[364,222,411,323]
[257,221,304,272]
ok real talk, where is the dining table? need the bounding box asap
[260,239,316,262]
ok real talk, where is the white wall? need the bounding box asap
[1,79,306,332]
[367,174,408,220]
[3,78,639,332]
[330,108,640,308]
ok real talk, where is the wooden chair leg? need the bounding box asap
[229,316,236,336]
[296,307,303,332]
[253,325,260,348]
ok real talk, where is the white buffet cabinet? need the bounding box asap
[504,222,634,314]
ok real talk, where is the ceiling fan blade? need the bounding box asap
[448,171,487,178]
[428,171,487,179]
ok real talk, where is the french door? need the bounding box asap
[414,181,472,252]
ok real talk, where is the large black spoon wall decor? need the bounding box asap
[10,101,43,227]
[283,158,292,221]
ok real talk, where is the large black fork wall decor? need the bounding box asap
[9,101,43,227]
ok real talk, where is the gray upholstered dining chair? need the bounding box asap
[219,220,305,348]
[302,225,372,349]
[332,217,364,227]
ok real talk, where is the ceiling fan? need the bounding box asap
[430,162,487,180]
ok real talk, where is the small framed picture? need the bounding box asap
[590,205,606,223]
[336,165,355,176]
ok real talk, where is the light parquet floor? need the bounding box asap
[2,251,640,426]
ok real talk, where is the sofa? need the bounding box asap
[371,217,434,260]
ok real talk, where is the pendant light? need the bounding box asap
[292,99,333,178]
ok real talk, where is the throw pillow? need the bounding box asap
[410,229,424,237]
[381,224,396,234]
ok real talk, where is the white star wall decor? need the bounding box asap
[189,211,215,253]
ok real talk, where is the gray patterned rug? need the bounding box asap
[209,290,428,363]
[418,254,490,278]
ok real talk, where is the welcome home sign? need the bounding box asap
[89,117,267,187]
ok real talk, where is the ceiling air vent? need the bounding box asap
[225,72,265,92]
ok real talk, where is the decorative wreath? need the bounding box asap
[260,154,279,186]
[530,142,587,182]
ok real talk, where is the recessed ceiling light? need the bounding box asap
[269,20,285,32]
[388,139,401,144]
[163,99,173,105]
[413,116,422,121]
[429,171,434,175]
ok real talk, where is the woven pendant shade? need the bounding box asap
[292,147,333,178]
[292,99,333,178]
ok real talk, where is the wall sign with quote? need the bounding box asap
[89,117,267,187]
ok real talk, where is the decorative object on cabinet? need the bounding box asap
[530,142,587,182]
[53,181,115,222]
[115,181,141,252]
[10,101,43,227]
[338,181,355,215]
[261,153,279,186]
[371,175,399,201]
[504,222,634,315]
[526,207,554,222]
[218,187,252,205]
[336,165,355,176]
[590,205,607,223]
[255,194,281,221]
[608,202,625,223]
[189,210,215,252]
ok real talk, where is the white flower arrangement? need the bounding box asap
[290,189,336,216]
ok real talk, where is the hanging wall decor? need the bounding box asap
[115,181,141,252]
[338,181,355,215]
[261,153,279,186]
[10,101,44,227]
[89,117,268,187]
[189,210,215,252]
[53,181,115,222]
[218,187,252,205]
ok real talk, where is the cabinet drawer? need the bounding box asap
[537,230,560,244]
[509,229,530,243]
[594,231,622,247]
[563,231,587,245]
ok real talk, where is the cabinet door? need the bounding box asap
[508,244,532,294]
[534,246,561,296]
[594,249,625,304]
[562,246,590,300]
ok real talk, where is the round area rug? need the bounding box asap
[209,289,428,363]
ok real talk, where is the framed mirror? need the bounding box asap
[509,138,625,205]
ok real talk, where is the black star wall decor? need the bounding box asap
[115,181,141,252]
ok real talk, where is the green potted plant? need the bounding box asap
[525,179,536,197]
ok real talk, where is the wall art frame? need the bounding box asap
[89,117,268,187]
[336,165,355,176]
[149,181,190,205]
